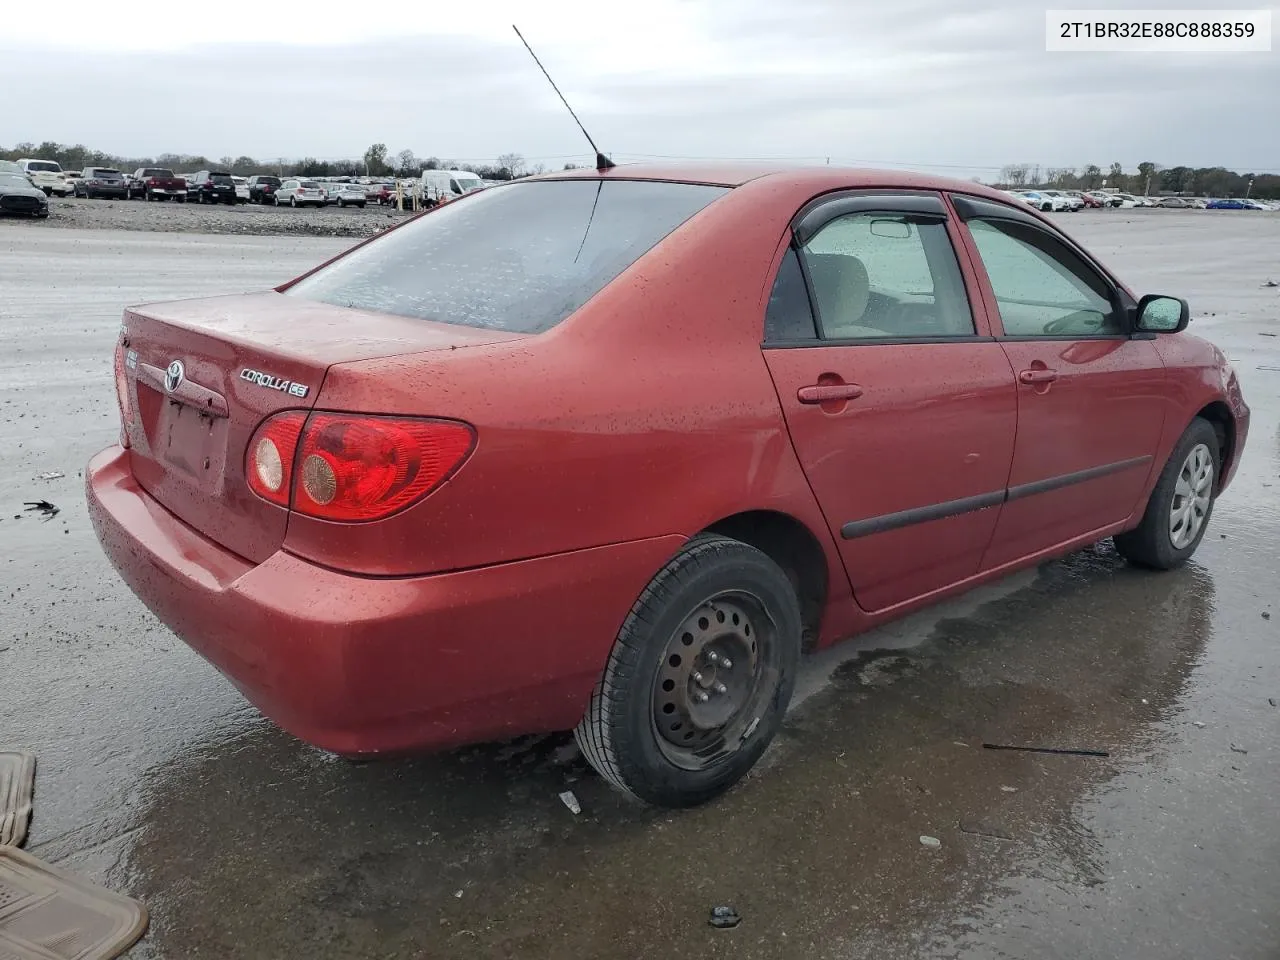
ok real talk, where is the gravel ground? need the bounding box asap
[15,196,419,238]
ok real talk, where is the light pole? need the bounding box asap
[1246,178,1254,199]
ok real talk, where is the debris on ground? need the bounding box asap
[708,906,742,929]
[453,889,463,899]
[1260,332,1278,337]
[22,500,60,520]
[1263,280,1278,288]
[919,835,942,849]
[1230,744,1248,754]
[1193,721,1207,728]
[32,471,65,481]
[959,820,1016,841]
[558,790,581,816]
[1000,785,1018,792]
[1262,612,1271,620]
[1269,698,1277,707]
[982,743,1109,758]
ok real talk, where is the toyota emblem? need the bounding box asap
[164,360,185,393]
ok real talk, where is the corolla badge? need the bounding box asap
[164,360,185,392]
[240,368,310,398]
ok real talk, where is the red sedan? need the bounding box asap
[87,164,1250,807]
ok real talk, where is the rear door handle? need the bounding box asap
[1018,369,1059,385]
[798,383,864,404]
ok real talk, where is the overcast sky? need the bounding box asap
[2,0,1276,178]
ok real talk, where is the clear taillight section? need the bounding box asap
[245,412,307,507]
[245,412,474,521]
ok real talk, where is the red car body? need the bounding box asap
[87,164,1250,759]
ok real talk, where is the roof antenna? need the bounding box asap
[512,25,615,171]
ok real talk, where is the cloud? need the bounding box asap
[1,0,1275,176]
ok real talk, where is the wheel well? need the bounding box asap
[704,511,828,651]
[1195,401,1235,489]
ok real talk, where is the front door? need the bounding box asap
[954,205,1166,569]
[762,193,1018,612]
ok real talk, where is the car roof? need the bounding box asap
[539,162,1014,201]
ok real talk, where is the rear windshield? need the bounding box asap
[143,168,174,178]
[27,161,61,173]
[210,173,233,184]
[301,181,321,189]
[257,176,281,185]
[285,179,729,334]
[97,169,123,178]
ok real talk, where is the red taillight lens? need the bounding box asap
[245,412,306,506]
[292,414,474,522]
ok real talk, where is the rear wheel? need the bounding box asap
[575,534,801,808]
[1114,417,1219,569]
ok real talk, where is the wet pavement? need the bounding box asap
[1,212,1278,959]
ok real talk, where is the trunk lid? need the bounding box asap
[119,291,524,563]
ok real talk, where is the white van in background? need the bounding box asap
[420,168,485,201]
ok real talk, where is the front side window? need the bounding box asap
[286,179,729,334]
[967,219,1119,336]
[799,213,974,339]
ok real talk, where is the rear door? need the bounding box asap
[762,192,1018,612]
[949,194,1166,568]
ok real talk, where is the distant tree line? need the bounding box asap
[0,141,579,181]
[997,161,1278,199]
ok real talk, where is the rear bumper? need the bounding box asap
[87,445,682,755]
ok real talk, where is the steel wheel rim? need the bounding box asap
[650,591,779,772]
[1170,442,1214,549]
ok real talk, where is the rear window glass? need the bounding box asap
[301,181,321,189]
[144,168,174,178]
[285,179,729,334]
[27,161,61,173]
[97,169,122,177]
[258,176,281,185]
[210,173,233,184]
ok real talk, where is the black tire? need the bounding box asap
[575,534,802,808]
[1114,417,1220,570]
[357,202,365,208]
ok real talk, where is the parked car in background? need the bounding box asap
[87,165,1250,809]
[232,176,251,204]
[1040,190,1083,211]
[247,175,281,204]
[1206,198,1248,209]
[18,158,74,196]
[76,167,129,199]
[187,171,237,204]
[0,172,50,218]
[1240,198,1270,211]
[1066,190,1104,208]
[1156,197,1193,208]
[275,179,326,207]
[372,182,398,205]
[325,182,367,208]
[1016,191,1068,212]
[420,168,484,201]
[130,168,187,201]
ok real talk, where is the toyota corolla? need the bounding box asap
[87,164,1249,808]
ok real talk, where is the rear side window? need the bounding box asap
[801,213,974,339]
[286,179,729,334]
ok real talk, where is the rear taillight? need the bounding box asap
[245,412,473,520]
[246,412,306,507]
[113,339,132,446]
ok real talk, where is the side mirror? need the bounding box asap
[1136,294,1190,334]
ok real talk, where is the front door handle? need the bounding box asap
[1018,368,1059,385]
[798,383,864,404]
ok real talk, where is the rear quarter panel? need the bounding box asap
[283,176,852,612]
